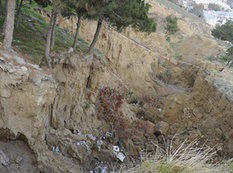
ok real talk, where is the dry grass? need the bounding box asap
[120,137,233,173]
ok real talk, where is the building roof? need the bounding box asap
[193,0,231,9]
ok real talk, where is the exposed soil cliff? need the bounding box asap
[0,0,233,172]
[1,42,233,172]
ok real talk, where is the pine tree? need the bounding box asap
[15,0,24,28]
[35,0,63,67]
[212,21,233,67]
[61,0,87,49]
[212,20,233,43]
[0,0,2,15]
[110,0,157,33]
[87,0,157,52]
[85,0,117,52]
[34,0,51,7]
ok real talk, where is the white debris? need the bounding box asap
[76,140,91,151]
[101,165,108,173]
[112,145,126,162]
[87,134,97,141]
[97,140,104,151]
[113,146,120,153]
[116,152,126,162]
[37,96,43,106]
[158,108,162,112]
[55,146,60,152]
[52,146,60,152]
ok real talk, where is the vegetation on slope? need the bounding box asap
[0,1,90,66]
[1,0,157,67]
[122,139,233,173]
[211,21,233,67]
[166,15,179,34]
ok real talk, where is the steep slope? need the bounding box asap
[0,0,233,172]
[54,0,233,158]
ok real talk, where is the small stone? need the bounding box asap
[21,66,28,72]
[105,132,112,138]
[90,95,96,103]
[0,150,9,166]
[145,143,154,152]
[15,155,22,164]
[154,121,169,135]
[189,129,202,141]
[0,87,11,98]
[87,134,96,141]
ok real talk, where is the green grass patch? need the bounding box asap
[157,163,186,173]
[84,103,91,110]
[22,7,46,22]
[140,160,187,173]
[170,41,182,59]
[229,162,233,171]
[218,54,231,63]
[0,3,100,66]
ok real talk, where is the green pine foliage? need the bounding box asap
[61,0,87,18]
[212,20,233,43]
[212,21,233,67]
[107,0,157,33]
[34,0,51,7]
[165,15,179,34]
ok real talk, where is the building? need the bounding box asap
[178,0,196,9]
[203,10,233,26]
[193,0,231,10]
[203,3,209,10]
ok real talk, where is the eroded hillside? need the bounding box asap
[0,0,233,172]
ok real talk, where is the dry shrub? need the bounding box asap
[120,138,233,173]
[138,93,159,107]
[96,87,154,140]
[156,70,172,84]
[96,86,125,122]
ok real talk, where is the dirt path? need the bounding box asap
[165,83,188,94]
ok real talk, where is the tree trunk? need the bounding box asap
[0,0,2,15]
[16,0,23,28]
[72,15,81,49]
[45,9,55,68]
[29,0,32,4]
[88,20,102,53]
[16,0,20,9]
[50,11,57,50]
[228,60,233,68]
[3,0,8,31]
[229,57,233,68]
[3,0,16,50]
